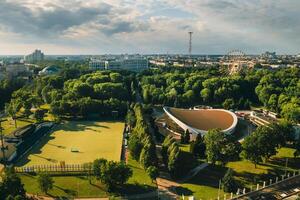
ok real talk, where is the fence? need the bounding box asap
[14,163,92,173]
[219,169,300,200]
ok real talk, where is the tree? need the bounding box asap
[146,166,159,182]
[294,138,300,158]
[34,109,45,123]
[204,129,240,165]
[200,88,211,103]
[5,102,18,128]
[101,161,132,191]
[267,94,278,112]
[204,129,224,164]
[23,100,32,118]
[37,173,54,194]
[93,158,107,180]
[241,133,262,168]
[223,98,235,110]
[281,102,300,123]
[168,146,181,178]
[222,169,238,193]
[190,134,206,158]
[0,168,26,199]
[181,129,190,144]
[269,122,294,147]
[128,134,143,160]
[139,143,156,168]
[126,110,136,131]
[241,126,279,167]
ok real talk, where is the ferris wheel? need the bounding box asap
[225,49,246,61]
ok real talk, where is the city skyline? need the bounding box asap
[0,0,299,55]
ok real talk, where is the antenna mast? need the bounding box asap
[188,32,193,55]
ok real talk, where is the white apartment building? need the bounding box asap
[89,57,148,72]
[89,59,106,70]
[24,50,44,63]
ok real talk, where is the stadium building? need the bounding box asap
[156,107,238,140]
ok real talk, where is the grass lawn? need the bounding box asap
[19,155,157,198]
[179,165,228,199]
[126,155,156,191]
[1,117,35,135]
[179,147,299,200]
[20,174,107,198]
[16,121,125,166]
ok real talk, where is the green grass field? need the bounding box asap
[20,174,108,198]
[16,121,125,166]
[178,146,299,199]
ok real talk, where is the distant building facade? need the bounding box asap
[89,56,148,72]
[24,50,44,63]
[89,59,106,70]
[5,62,30,78]
[261,51,276,59]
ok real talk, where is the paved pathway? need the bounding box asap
[156,171,180,200]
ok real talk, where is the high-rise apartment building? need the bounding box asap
[24,50,44,63]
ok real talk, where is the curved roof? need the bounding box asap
[165,107,237,132]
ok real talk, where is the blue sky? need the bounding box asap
[0,0,299,55]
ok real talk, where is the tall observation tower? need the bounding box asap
[188,31,193,55]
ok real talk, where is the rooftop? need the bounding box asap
[166,107,235,131]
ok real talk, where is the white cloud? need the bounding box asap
[0,0,299,54]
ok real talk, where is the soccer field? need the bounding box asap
[16,121,124,166]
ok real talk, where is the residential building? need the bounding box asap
[24,49,44,63]
[89,56,148,72]
[89,59,106,70]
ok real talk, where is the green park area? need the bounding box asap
[16,121,125,166]
[178,147,298,199]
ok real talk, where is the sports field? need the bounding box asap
[16,121,124,166]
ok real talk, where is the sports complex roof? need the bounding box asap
[163,107,238,134]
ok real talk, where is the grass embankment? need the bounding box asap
[178,147,298,199]
[1,118,35,135]
[1,104,54,135]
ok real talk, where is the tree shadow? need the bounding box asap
[53,184,77,197]
[58,121,111,132]
[268,157,300,169]
[175,186,193,196]
[113,183,157,196]
[181,165,228,188]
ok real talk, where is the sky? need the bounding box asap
[0,0,299,55]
